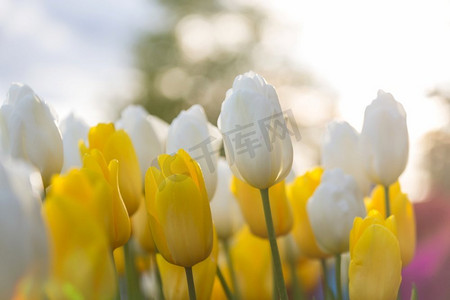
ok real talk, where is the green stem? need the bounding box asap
[124,241,143,300]
[384,185,391,217]
[289,257,303,300]
[320,259,329,300]
[217,265,234,300]
[260,188,288,300]
[223,239,240,300]
[335,254,342,300]
[185,267,196,300]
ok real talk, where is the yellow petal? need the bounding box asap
[349,224,402,300]
[231,176,293,238]
[365,182,416,265]
[43,195,115,299]
[102,130,142,216]
[231,227,273,300]
[159,149,208,202]
[156,174,213,267]
[287,167,328,258]
[88,123,115,153]
[108,159,131,249]
[157,228,219,300]
[131,197,155,253]
[145,167,172,261]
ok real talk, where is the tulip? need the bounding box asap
[60,113,89,173]
[217,71,293,190]
[0,157,48,299]
[145,149,213,267]
[322,121,370,196]
[219,71,293,299]
[365,182,416,266]
[349,210,402,300]
[131,198,155,253]
[225,227,273,300]
[231,175,293,238]
[81,151,131,249]
[116,105,164,182]
[307,168,366,254]
[1,83,63,187]
[80,123,142,216]
[156,228,219,300]
[287,167,328,258]
[44,189,116,299]
[167,104,222,200]
[360,90,409,187]
[210,158,243,240]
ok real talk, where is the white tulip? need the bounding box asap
[166,104,222,200]
[148,114,170,151]
[307,168,366,254]
[360,90,409,186]
[0,157,48,299]
[116,105,164,182]
[210,158,243,240]
[1,83,63,187]
[60,113,89,173]
[218,71,293,189]
[322,121,371,196]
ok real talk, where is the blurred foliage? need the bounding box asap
[132,0,313,124]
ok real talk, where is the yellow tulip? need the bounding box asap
[81,123,142,216]
[156,228,219,300]
[365,182,416,265]
[131,198,155,253]
[83,151,131,249]
[230,227,273,300]
[49,169,112,237]
[286,167,328,258]
[43,194,116,299]
[349,210,402,300]
[231,176,293,238]
[145,149,213,267]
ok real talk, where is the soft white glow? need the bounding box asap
[268,0,450,200]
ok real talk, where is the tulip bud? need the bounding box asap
[287,167,328,258]
[349,210,402,300]
[365,182,416,266]
[60,113,89,173]
[116,105,164,182]
[145,149,213,267]
[80,123,142,216]
[0,157,48,299]
[218,71,293,189]
[231,176,293,238]
[322,121,370,196]
[210,158,243,240]
[307,169,366,254]
[1,83,63,187]
[360,90,409,186]
[167,104,222,200]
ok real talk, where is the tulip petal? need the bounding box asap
[156,174,213,267]
[349,224,402,300]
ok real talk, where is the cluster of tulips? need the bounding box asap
[0,72,416,300]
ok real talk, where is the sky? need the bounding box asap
[1,0,449,199]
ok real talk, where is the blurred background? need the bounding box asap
[1,0,450,297]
